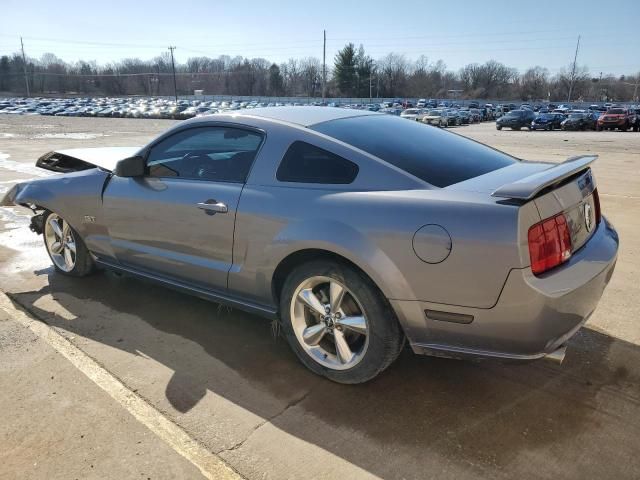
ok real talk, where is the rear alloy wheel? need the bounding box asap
[280,261,404,383]
[43,212,94,276]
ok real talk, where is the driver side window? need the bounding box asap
[147,126,263,183]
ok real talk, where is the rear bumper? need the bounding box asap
[392,217,619,361]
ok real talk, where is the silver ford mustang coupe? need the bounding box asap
[1,107,618,383]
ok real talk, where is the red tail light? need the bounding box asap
[528,213,573,276]
[592,188,601,225]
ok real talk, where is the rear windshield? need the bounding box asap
[311,114,517,187]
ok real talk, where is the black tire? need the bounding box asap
[279,260,405,384]
[43,211,94,277]
[496,125,502,130]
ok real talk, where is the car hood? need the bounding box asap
[36,146,142,173]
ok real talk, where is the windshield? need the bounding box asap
[311,114,517,187]
[607,108,625,114]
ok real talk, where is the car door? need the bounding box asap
[102,125,264,292]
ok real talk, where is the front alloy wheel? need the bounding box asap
[44,213,77,272]
[43,211,94,276]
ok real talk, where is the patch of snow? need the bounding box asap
[0,152,54,177]
[33,132,109,140]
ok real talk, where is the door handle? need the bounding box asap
[197,200,228,214]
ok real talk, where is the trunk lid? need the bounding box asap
[448,155,600,264]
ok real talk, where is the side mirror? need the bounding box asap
[114,155,145,177]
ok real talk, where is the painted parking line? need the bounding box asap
[0,292,244,480]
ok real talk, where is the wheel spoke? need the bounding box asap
[334,329,354,364]
[329,282,345,313]
[66,240,76,254]
[49,218,62,238]
[298,288,326,316]
[62,219,70,237]
[63,246,74,268]
[50,241,63,254]
[302,323,327,346]
[336,315,367,335]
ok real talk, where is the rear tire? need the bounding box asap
[279,260,405,384]
[43,211,94,277]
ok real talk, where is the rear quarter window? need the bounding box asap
[277,141,359,184]
[312,115,516,187]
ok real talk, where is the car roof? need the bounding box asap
[187,106,379,128]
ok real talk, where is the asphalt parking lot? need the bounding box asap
[1,116,639,480]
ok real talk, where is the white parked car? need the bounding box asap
[400,108,426,121]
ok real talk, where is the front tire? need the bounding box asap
[43,211,94,277]
[279,260,404,384]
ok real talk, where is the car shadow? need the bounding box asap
[8,267,640,478]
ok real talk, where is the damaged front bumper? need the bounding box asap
[0,183,21,207]
[1,183,44,233]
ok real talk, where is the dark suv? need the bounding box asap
[496,109,536,130]
[531,112,565,130]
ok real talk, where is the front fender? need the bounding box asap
[1,169,110,238]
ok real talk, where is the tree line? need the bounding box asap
[0,43,637,102]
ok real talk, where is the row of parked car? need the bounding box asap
[495,106,640,132]
[2,97,639,133]
[0,97,322,119]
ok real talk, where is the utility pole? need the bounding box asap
[369,74,372,103]
[322,30,326,104]
[20,37,30,97]
[168,46,178,103]
[567,35,581,103]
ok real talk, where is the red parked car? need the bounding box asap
[597,107,636,131]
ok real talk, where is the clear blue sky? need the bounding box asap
[1,0,638,76]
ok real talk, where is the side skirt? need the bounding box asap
[94,258,279,320]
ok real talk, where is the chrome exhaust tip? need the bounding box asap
[545,345,567,365]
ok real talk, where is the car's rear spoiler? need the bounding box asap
[491,155,597,201]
